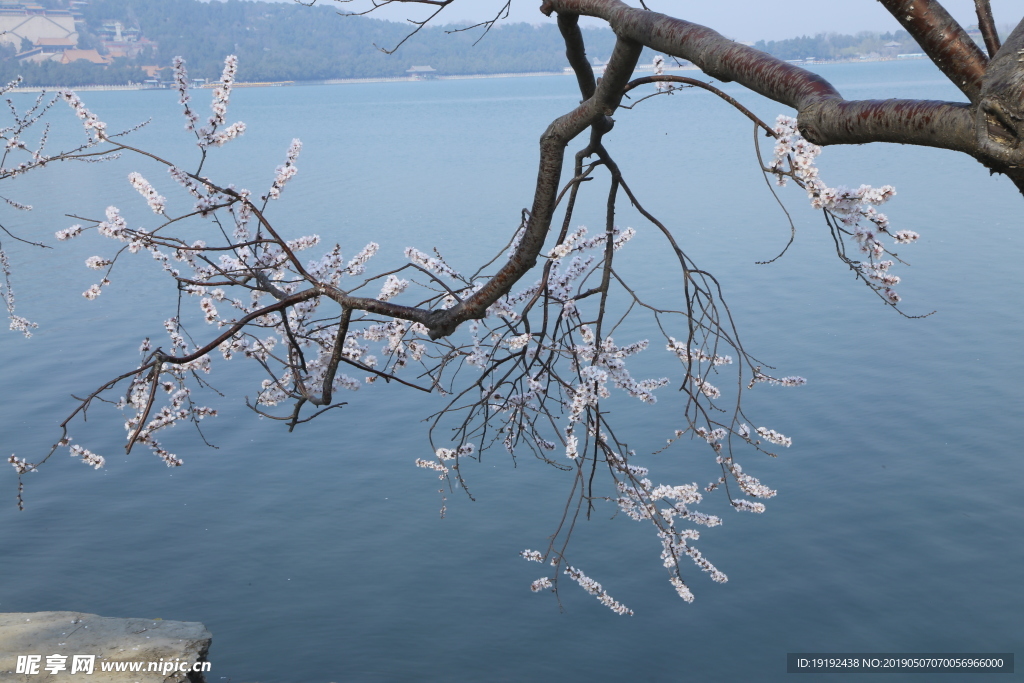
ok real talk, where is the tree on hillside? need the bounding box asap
[5,0,1021,613]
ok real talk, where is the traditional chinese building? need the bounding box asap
[0,2,78,49]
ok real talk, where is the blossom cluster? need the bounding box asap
[0,81,116,345]
[69,444,105,470]
[568,327,668,425]
[530,577,553,592]
[666,337,733,366]
[59,90,106,142]
[116,375,216,468]
[751,371,807,388]
[7,455,34,474]
[404,247,461,280]
[769,115,918,303]
[128,173,167,215]
[172,56,199,126]
[653,55,670,92]
[174,55,247,148]
[755,426,792,448]
[2,248,37,337]
[265,139,301,200]
[563,565,633,616]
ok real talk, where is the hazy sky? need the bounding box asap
[271,0,1020,43]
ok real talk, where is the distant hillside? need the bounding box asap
[0,0,997,88]
[753,29,972,62]
[753,21,1016,63]
[1,0,621,86]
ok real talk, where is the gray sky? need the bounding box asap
[275,0,1020,43]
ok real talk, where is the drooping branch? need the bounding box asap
[423,34,644,338]
[623,75,776,134]
[12,12,948,610]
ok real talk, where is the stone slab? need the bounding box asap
[0,612,210,682]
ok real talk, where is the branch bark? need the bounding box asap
[541,0,1024,184]
[975,0,1002,58]
[976,18,1024,187]
[876,0,989,102]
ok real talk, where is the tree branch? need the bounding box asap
[541,0,1024,184]
[557,13,598,101]
[975,0,1002,58]
[422,34,644,339]
[876,0,988,102]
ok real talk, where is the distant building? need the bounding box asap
[103,37,154,60]
[35,36,75,53]
[97,20,140,43]
[59,49,109,65]
[0,3,78,49]
[407,65,437,79]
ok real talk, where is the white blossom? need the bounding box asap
[85,256,112,270]
[55,225,83,241]
[414,458,448,479]
[69,444,105,469]
[265,138,301,200]
[770,115,914,302]
[563,565,633,616]
[669,576,694,603]
[128,172,166,215]
[530,577,553,592]
[691,376,721,400]
[892,230,920,244]
[59,90,106,141]
[755,426,792,447]
[346,242,379,276]
[732,499,767,513]
[171,56,199,130]
[505,333,531,350]
[667,338,732,365]
[377,274,409,301]
[96,206,128,241]
[8,315,37,338]
[8,454,34,474]
[565,433,579,460]
[404,247,460,280]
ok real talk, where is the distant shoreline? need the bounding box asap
[8,55,928,94]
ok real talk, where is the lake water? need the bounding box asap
[1,60,1021,682]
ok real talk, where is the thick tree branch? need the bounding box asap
[975,0,1002,58]
[557,13,598,101]
[798,99,975,150]
[976,18,1024,188]
[543,0,841,111]
[876,0,988,102]
[541,0,1024,185]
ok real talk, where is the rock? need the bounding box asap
[0,612,211,682]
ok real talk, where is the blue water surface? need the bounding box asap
[0,59,1021,682]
